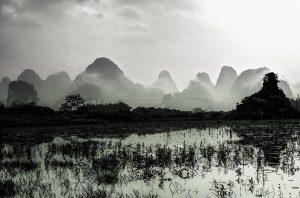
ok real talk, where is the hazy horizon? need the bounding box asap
[0,57,284,90]
[1,0,300,90]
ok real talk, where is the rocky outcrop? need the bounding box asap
[215,66,238,98]
[17,69,43,90]
[6,81,38,106]
[181,81,212,100]
[43,71,72,104]
[150,70,178,94]
[196,72,214,93]
[85,57,125,79]
[278,80,293,98]
[230,67,270,102]
[69,83,102,104]
[17,69,73,106]
[72,57,164,107]
[72,57,135,99]
[45,71,71,86]
[162,80,213,111]
[0,77,11,103]
[236,72,294,119]
[3,61,297,111]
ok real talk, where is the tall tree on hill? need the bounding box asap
[60,94,85,111]
[235,72,296,119]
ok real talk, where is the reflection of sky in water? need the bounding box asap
[121,127,239,147]
[0,125,300,197]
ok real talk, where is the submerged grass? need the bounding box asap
[1,120,300,197]
[0,180,15,197]
[1,160,38,171]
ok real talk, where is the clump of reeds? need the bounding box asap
[1,160,38,171]
[0,180,16,197]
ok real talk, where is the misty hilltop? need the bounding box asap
[1,57,299,111]
[150,71,179,94]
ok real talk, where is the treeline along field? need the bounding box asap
[0,101,229,127]
[1,72,300,127]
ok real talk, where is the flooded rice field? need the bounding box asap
[1,121,300,198]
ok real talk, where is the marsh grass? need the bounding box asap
[49,159,74,168]
[0,180,15,197]
[1,121,300,197]
[1,160,38,171]
[211,180,234,198]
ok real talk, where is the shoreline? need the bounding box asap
[1,119,300,144]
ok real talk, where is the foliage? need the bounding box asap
[234,72,298,119]
[4,74,300,127]
[131,107,192,121]
[0,101,4,111]
[76,102,132,120]
[0,100,229,126]
[60,94,85,111]
[0,102,54,116]
[0,180,16,197]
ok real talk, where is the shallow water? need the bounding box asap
[1,122,300,198]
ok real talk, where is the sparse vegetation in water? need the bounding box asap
[211,180,235,198]
[0,160,38,171]
[0,121,300,197]
[0,180,16,197]
[48,159,74,168]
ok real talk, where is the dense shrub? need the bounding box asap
[234,73,299,119]
[76,102,132,120]
[60,94,85,111]
[0,103,55,116]
[0,180,15,197]
[132,107,192,121]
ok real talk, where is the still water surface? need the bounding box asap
[1,122,300,197]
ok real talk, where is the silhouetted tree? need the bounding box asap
[0,101,4,113]
[235,72,297,119]
[262,72,279,91]
[60,94,85,111]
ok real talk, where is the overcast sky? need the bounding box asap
[1,0,300,89]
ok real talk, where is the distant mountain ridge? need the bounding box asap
[1,57,298,111]
[72,57,164,108]
[15,69,72,106]
[6,81,38,106]
[86,57,125,79]
[17,69,43,86]
[215,66,238,98]
[150,70,178,94]
[196,72,214,94]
